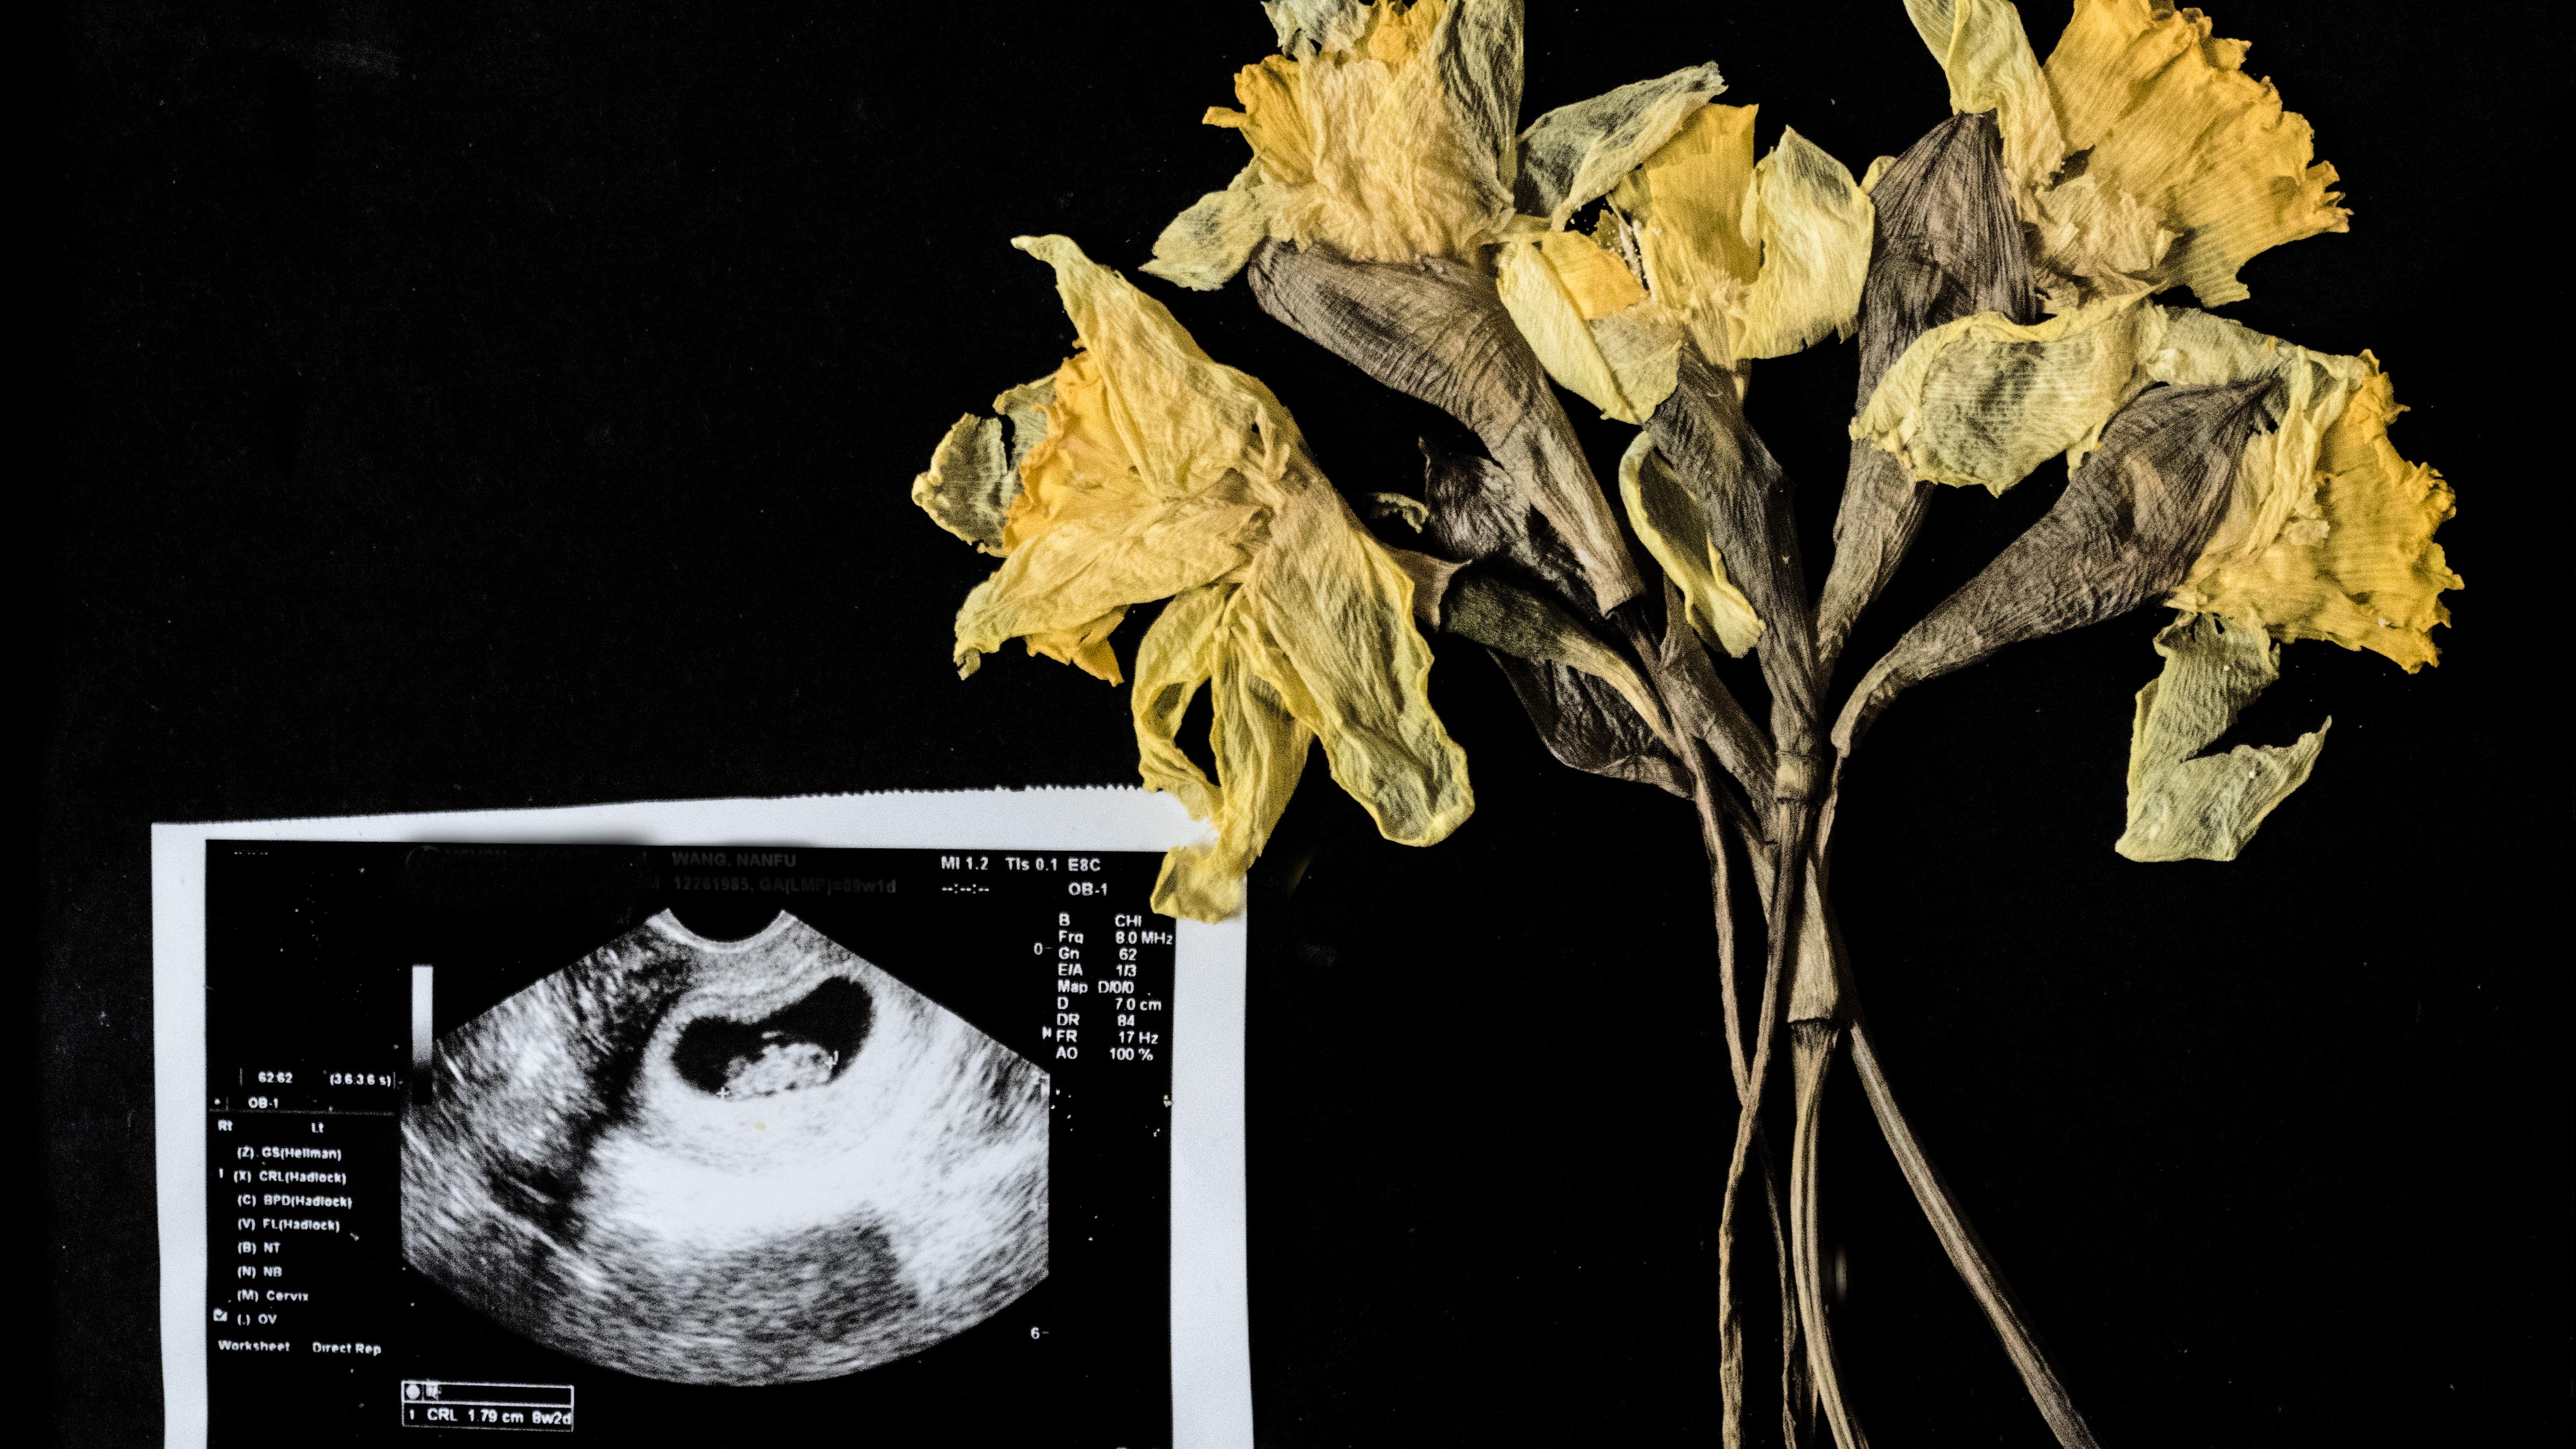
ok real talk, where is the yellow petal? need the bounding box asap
[1618,433,1763,656]
[1609,102,1759,366]
[1143,160,1271,292]
[1131,584,1235,828]
[2116,612,2328,861]
[1730,128,1874,360]
[1491,230,1677,423]
[2168,349,2460,670]
[1208,0,1511,264]
[1902,0,2066,190]
[2043,0,2347,308]
[1150,612,1314,923]
[1138,483,1474,922]
[1013,235,1300,506]
[1024,609,1129,685]
[941,238,1298,675]
[1851,296,2165,494]
[1233,479,1475,849]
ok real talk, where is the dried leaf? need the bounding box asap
[1620,433,1763,657]
[1514,63,1727,228]
[1417,441,1697,797]
[1816,113,2037,670]
[1654,576,1777,803]
[1834,378,2276,750]
[1443,572,1673,747]
[1246,239,1644,612]
[1646,345,1822,742]
[1383,544,1465,629]
[2115,612,2327,862]
[1487,651,1690,797]
[1433,0,1524,188]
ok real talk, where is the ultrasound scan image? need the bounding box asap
[401,911,1050,1386]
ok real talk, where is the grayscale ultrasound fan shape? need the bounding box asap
[402,911,1048,1385]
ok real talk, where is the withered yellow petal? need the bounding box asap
[1852,297,2164,494]
[1014,234,1299,505]
[2043,0,2346,308]
[1131,583,1237,835]
[1144,160,1272,292]
[1491,230,1677,423]
[1609,102,1759,366]
[1731,128,1874,360]
[2116,613,2327,862]
[2168,351,2460,671]
[921,235,1474,916]
[1906,0,2347,311]
[1023,609,1129,685]
[1618,433,1763,656]
[1902,0,2066,189]
[1206,0,1511,265]
[1139,583,1318,922]
[1229,480,1475,850]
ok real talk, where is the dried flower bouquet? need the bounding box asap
[909,2,2457,1442]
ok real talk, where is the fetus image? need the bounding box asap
[402,911,1049,1385]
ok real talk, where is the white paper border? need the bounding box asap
[153,788,1251,1448]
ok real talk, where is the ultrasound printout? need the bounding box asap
[165,820,1215,1448]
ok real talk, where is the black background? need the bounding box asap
[44,1,2565,1444]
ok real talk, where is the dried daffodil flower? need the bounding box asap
[2115,612,2328,862]
[1853,300,2461,670]
[1493,98,1874,416]
[911,234,1472,920]
[1835,377,2275,751]
[1146,0,1519,290]
[1904,0,2348,311]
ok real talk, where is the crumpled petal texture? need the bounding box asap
[1906,0,2347,311]
[2116,612,2327,861]
[917,234,1472,920]
[1855,298,2459,669]
[1730,128,1874,359]
[1197,0,1513,267]
[1491,228,1677,423]
[1609,102,1760,366]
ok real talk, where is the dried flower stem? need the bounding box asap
[1847,1016,2104,1449]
